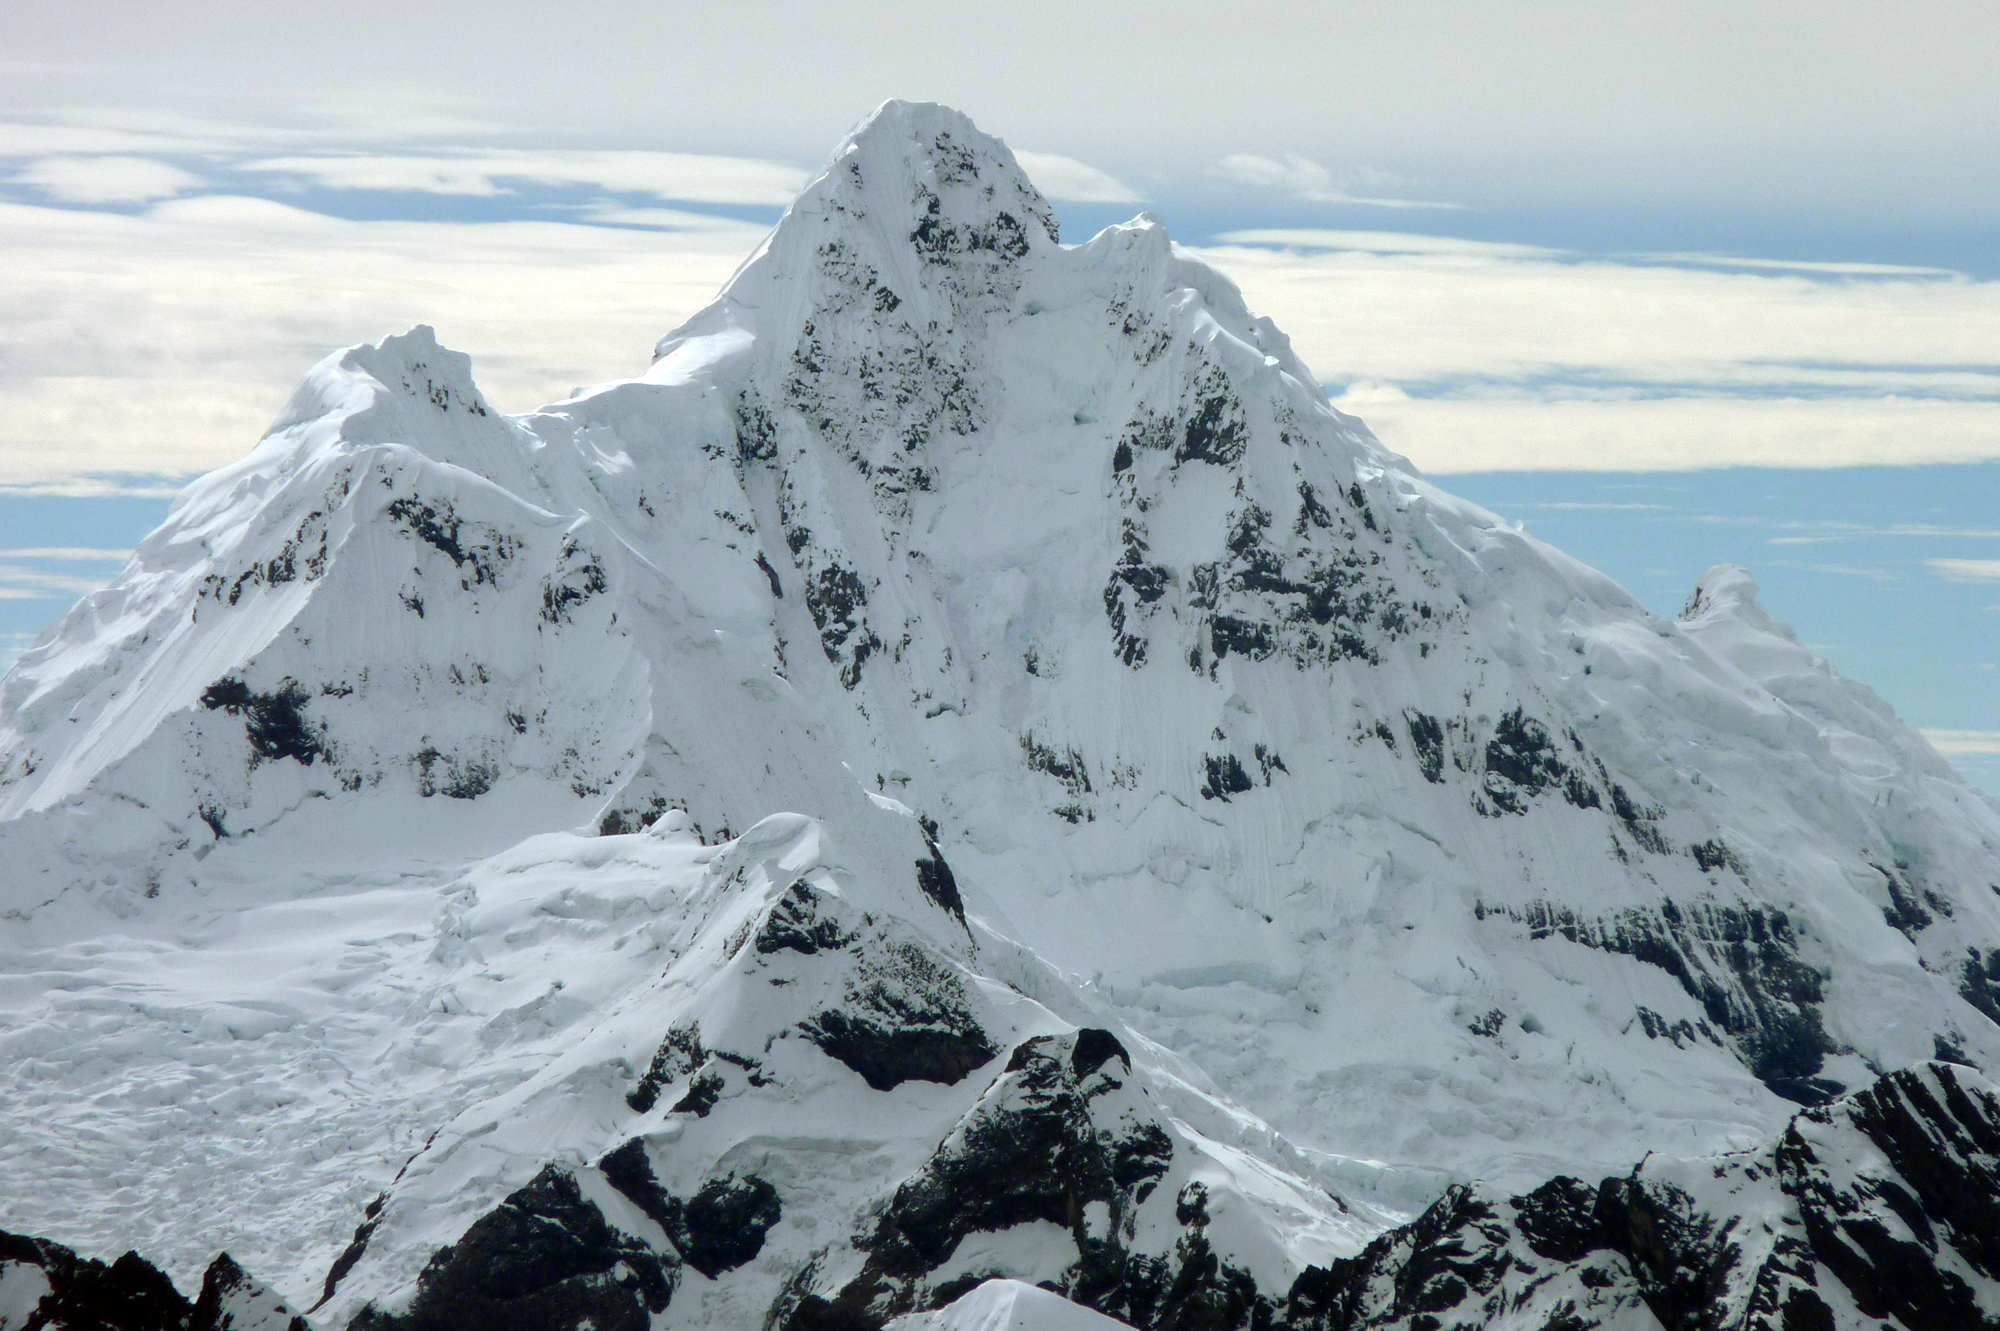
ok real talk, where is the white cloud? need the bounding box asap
[1516,501,1666,512]
[1214,154,1462,209]
[1770,560,1898,582]
[0,106,498,162]
[0,196,767,482]
[570,202,782,231]
[243,149,808,206]
[1636,253,1957,277]
[0,547,132,560]
[1217,229,1555,259]
[5,183,2000,482]
[1923,729,2000,756]
[1773,524,2000,544]
[1927,559,2000,583]
[16,155,201,202]
[0,478,184,497]
[1201,238,2000,389]
[0,121,233,157]
[1325,391,2000,474]
[1197,233,2000,471]
[1011,151,1141,203]
[0,563,111,596]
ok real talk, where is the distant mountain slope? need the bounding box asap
[2,101,1996,1331]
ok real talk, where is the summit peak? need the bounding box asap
[787,98,1055,245]
[654,101,1060,366]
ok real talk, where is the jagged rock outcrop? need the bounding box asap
[0,1235,304,1331]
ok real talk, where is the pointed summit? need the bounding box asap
[657,102,1059,365]
[792,99,1059,262]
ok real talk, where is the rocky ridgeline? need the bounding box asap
[8,1059,1999,1329]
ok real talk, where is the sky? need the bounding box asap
[1,1,1997,789]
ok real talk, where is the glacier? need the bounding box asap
[2,101,1999,1331]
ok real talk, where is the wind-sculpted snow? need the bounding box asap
[3,99,2000,1330]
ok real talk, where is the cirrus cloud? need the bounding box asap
[1011,150,1141,203]
[16,154,201,202]
[242,149,810,206]
[1927,559,2000,583]
[4,181,2000,481]
[1214,154,1462,210]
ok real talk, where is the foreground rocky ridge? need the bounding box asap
[9,1060,1998,1329]
[3,101,1999,1330]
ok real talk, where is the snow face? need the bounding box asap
[888,1279,1134,1331]
[2,99,1998,1330]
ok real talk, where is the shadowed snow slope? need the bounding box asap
[3,101,1999,1331]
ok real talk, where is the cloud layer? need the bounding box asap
[0,114,1996,482]
[15,154,202,202]
[1199,233,2000,472]
[242,149,809,205]
[1928,559,2000,583]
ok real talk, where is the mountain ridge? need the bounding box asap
[2,100,1997,1330]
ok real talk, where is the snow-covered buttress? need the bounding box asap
[2,100,1998,1331]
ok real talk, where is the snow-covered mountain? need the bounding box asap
[4,101,1999,1331]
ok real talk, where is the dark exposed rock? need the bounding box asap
[1405,711,1446,784]
[915,816,967,921]
[735,394,779,465]
[538,536,608,625]
[757,881,861,955]
[628,1023,705,1113]
[200,677,325,766]
[1691,838,1737,875]
[1021,734,1094,797]
[191,1252,310,1331]
[413,747,494,800]
[347,1165,674,1331]
[0,1231,303,1331]
[599,1140,783,1278]
[311,1192,386,1312]
[1785,1062,2000,1326]
[796,921,996,1090]
[755,552,785,598]
[0,1230,193,1331]
[675,1175,783,1278]
[1201,753,1254,802]
[801,1005,995,1092]
[1609,782,1672,856]
[785,1028,1179,1329]
[384,496,515,589]
[671,1070,725,1116]
[1276,1062,2000,1331]
[1480,709,1569,814]
[803,563,881,690]
[1484,897,1839,1105]
[1961,947,2000,1029]
[1103,523,1168,670]
[1634,1005,1717,1049]
[1175,369,1248,467]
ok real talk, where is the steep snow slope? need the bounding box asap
[2,100,1998,1330]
